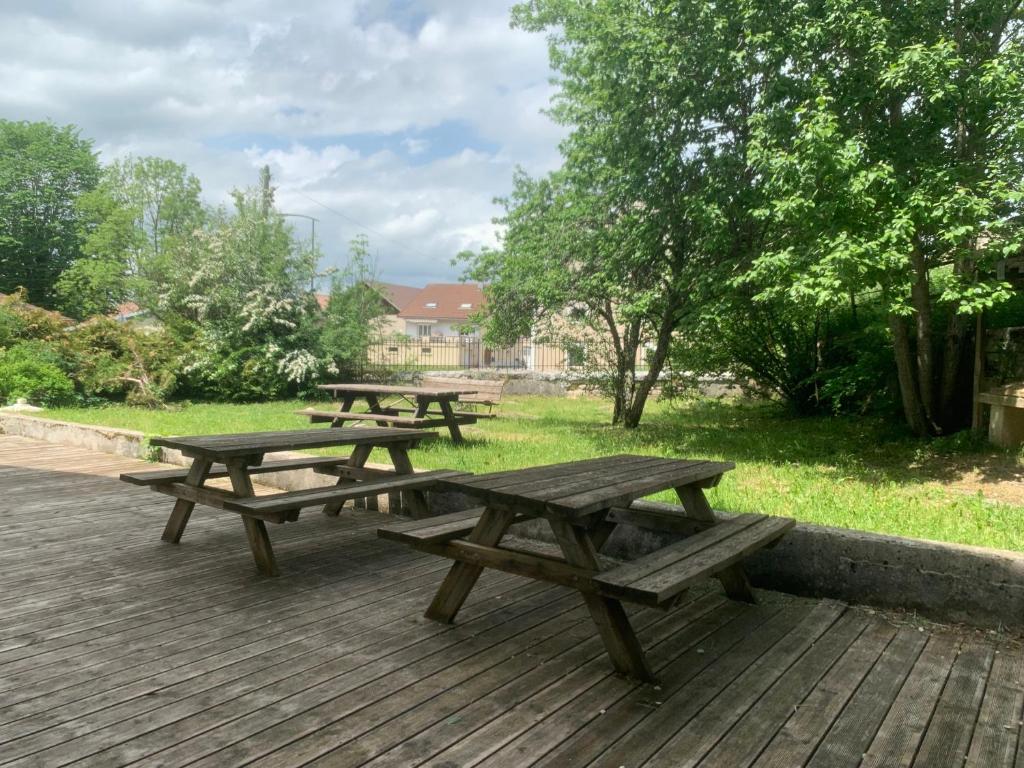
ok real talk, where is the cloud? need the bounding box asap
[0,0,566,286]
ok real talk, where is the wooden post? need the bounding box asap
[425,507,516,622]
[387,442,428,518]
[549,518,655,682]
[160,458,212,543]
[973,311,985,434]
[226,456,279,577]
[675,484,755,603]
[437,397,464,444]
[324,443,373,516]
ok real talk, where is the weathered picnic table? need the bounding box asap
[379,455,794,681]
[298,383,487,444]
[120,427,465,576]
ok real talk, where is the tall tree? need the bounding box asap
[474,0,776,427]
[747,0,1024,435]
[0,120,100,307]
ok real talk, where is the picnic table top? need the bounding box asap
[318,383,478,398]
[436,454,735,519]
[149,427,436,459]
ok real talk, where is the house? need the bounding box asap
[396,283,485,338]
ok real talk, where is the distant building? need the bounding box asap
[396,283,485,338]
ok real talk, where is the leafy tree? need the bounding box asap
[160,168,321,400]
[473,0,777,427]
[56,155,205,318]
[320,234,385,379]
[746,0,1024,435]
[0,120,100,308]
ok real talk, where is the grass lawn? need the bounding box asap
[42,395,1024,553]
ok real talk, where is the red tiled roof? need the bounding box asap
[314,293,329,310]
[373,282,421,313]
[397,283,485,320]
[113,301,142,317]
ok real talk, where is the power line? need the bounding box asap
[292,190,428,260]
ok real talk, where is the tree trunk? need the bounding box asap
[889,312,932,437]
[909,244,936,429]
[938,310,965,430]
[621,304,678,428]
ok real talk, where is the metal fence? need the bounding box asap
[367,336,582,373]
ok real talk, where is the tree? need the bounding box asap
[320,234,385,378]
[0,120,100,307]
[473,0,775,427]
[746,0,1024,435]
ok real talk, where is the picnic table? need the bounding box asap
[298,383,487,444]
[121,427,464,576]
[379,455,794,681]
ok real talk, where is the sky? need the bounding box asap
[0,0,566,287]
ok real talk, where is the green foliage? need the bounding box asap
[0,120,101,308]
[61,318,180,407]
[0,290,70,346]
[320,235,385,379]
[0,342,75,406]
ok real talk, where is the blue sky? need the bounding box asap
[0,0,565,287]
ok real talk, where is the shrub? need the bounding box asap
[0,343,75,406]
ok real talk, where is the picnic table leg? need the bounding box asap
[226,457,279,576]
[425,506,516,623]
[160,458,212,543]
[675,484,756,603]
[549,518,655,682]
[386,442,429,518]
[437,397,464,444]
[329,394,357,428]
[324,443,373,516]
[366,394,391,429]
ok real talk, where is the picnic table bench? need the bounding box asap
[379,455,794,682]
[120,427,465,576]
[298,382,485,443]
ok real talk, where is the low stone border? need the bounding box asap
[5,412,1023,630]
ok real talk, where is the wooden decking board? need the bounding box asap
[2,435,1021,768]
[312,594,718,768]
[752,619,899,768]
[694,613,873,767]
[0,556,471,739]
[913,641,995,766]
[860,634,962,767]
[80,592,583,768]
[2,573,548,767]
[639,602,849,768]
[408,594,735,768]
[966,649,1024,766]
[521,605,795,768]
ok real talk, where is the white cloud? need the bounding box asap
[0,0,567,286]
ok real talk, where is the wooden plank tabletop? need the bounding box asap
[436,455,735,518]
[149,427,436,459]
[318,383,478,397]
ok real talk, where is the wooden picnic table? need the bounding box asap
[299,382,484,444]
[121,427,462,576]
[379,455,794,682]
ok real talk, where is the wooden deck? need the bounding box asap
[1,434,1022,767]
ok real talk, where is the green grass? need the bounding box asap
[42,395,1024,552]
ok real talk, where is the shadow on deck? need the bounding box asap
[0,435,1021,767]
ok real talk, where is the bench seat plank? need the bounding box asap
[378,507,490,544]
[594,514,794,606]
[121,456,351,486]
[223,469,470,515]
[297,409,477,427]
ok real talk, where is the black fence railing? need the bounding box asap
[366,336,581,373]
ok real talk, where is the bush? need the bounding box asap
[0,343,75,406]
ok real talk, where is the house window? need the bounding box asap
[417,324,432,337]
[459,303,472,309]
[425,302,438,308]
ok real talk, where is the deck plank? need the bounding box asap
[0,435,1020,768]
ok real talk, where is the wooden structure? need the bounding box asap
[380,455,794,681]
[3,435,1022,767]
[299,382,486,443]
[421,375,505,413]
[120,427,461,575]
[978,383,1024,447]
